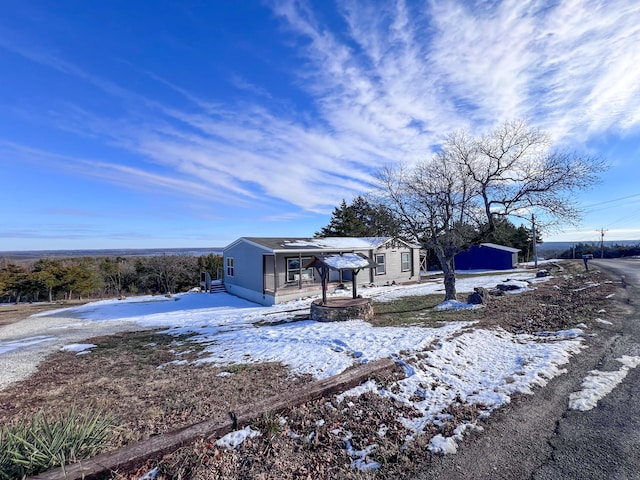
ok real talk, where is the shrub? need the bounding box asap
[0,408,115,478]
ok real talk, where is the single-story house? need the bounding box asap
[223,237,421,305]
[454,243,520,271]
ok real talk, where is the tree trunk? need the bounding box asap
[440,255,457,301]
[48,287,53,303]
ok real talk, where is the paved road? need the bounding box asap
[414,258,640,480]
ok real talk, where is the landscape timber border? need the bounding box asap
[30,358,396,480]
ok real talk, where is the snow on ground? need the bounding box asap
[60,343,96,355]
[215,426,262,450]
[186,320,470,379]
[568,355,640,411]
[433,300,480,311]
[0,335,55,355]
[0,269,599,461]
[595,318,613,325]
[338,327,584,439]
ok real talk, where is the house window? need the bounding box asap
[375,254,386,275]
[401,252,410,272]
[286,257,313,282]
[226,257,234,277]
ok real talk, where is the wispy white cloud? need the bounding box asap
[0,225,154,241]
[274,0,640,141]
[228,74,273,99]
[427,0,640,139]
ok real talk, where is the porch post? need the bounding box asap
[411,248,415,278]
[352,269,358,299]
[322,266,328,305]
[369,249,374,283]
[298,252,303,289]
[273,253,278,295]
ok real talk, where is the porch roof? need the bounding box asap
[303,253,376,271]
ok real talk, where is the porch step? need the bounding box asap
[209,283,226,294]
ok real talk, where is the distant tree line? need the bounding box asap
[557,243,640,259]
[0,253,222,304]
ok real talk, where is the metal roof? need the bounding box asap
[225,236,422,253]
[231,237,390,252]
[479,243,521,253]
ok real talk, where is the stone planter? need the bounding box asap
[310,298,374,322]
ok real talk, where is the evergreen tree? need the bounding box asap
[197,254,223,279]
[483,217,540,261]
[0,261,29,303]
[315,200,358,236]
[315,196,400,237]
[32,259,65,302]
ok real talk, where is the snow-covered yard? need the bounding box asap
[1,268,631,470]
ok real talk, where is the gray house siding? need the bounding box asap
[371,244,420,285]
[223,239,270,303]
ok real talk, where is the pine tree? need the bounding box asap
[315,196,400,237]
[483,217,540,261]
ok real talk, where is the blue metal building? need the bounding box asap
[454,243,520,270]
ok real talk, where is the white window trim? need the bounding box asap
[401,252,410,272]
[226,257,235,277]
[376,254,386,275]
[286,256,313,283]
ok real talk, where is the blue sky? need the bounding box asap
[1,0,639,251]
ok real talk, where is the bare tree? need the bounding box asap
[376,120,605,301]
[144,254,198,294]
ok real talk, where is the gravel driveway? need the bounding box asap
[0,308,142,391]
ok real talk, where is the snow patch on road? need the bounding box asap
[568,355,640,411]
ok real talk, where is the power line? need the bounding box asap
[582,193,640,210]
[604,212,635,229]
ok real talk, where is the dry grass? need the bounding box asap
[472,265,616,334]
[372,293,481,327]
[0,331,313,450]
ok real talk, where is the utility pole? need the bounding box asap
[598,228,607,259]
[532,214,538,268]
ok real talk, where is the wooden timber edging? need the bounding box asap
[31,357,396,480]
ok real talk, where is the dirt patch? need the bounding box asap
[471,267,616,334]
[129,371,423,480]
[0,300,89,327]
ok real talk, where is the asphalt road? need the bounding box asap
[414,258,640,480]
